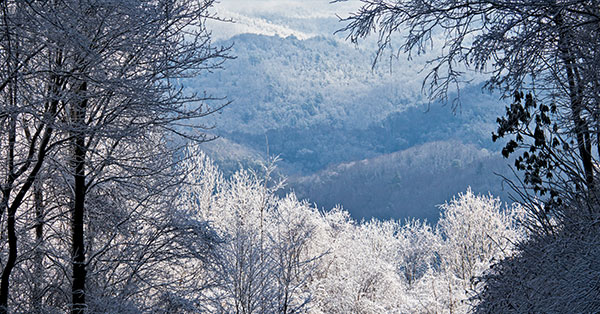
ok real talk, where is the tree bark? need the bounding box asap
[71,81,88,314]
[32,178,44,313]
[557,13,595,191]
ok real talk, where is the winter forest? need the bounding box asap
[1,0,600,313]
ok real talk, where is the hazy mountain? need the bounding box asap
[289,141,511,221]
[191,34,505,167]
[190,34,425,133]
[188,33,514,220]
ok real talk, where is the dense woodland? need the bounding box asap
[0,0,599,313]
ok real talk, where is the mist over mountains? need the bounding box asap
[191,21,514,220]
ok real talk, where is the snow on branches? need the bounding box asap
[175,145,525,313]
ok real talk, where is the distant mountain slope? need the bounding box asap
[190,33,427,133]
[190,34,506,173]
[289,141,511,221]
[220,95,506,174]
[187,33,515,220]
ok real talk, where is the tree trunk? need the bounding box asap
[71,81,88,314]
[0,207,17,314]
[0,189,15,314]
[557,14,595,192]
[32,178,44,313]
[0,113,16,314]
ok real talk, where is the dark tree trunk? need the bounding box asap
[0,112,16,314]
[0,190,16,314]
[32,178,44,313]
[557,14,595,192]
[71,82,88,314]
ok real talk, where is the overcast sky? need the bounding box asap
[207,0,362,40]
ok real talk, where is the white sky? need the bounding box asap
[207,0,362,40]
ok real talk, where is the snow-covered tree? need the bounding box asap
[433,189,524,312]
[177,146,323,313]
[0,0,229,312]
[438,189,524,285]
[175,146,527,313]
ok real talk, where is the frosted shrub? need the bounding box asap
[179,146,321,313]
[475,216,600,313]
[308,216,405,314]
[438,189,524,284]
[400,189,525,313]
[396,219,440,287]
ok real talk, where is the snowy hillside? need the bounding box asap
[186,32,512,220]
[188,2,513,221]
[190,34,425,133]
[289,141,510,221]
